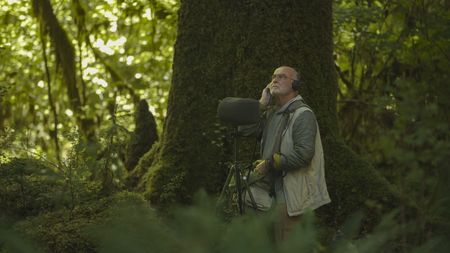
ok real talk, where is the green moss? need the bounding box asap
[144,157,190,207]
[14,192,148,253]
[127,142,160,191]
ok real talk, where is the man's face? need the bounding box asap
[270,67,296,96]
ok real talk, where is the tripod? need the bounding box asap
[217,127,258,215]
[216,96,267,215]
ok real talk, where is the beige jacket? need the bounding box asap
[281,107,331,216]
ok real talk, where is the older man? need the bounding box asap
[250,66,331,241]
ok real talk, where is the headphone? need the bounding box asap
[292,78,300,91]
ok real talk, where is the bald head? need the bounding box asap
[275,66,299,81]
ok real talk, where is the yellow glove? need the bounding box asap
[272,153,282,170]
[253,159,269,175]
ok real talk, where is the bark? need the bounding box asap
[143,0,396,227]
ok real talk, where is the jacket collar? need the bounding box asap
[276,95,304,114]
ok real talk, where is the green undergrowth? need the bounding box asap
[2,192,149,253]
[321,137,400,230]
[1,191,448,253]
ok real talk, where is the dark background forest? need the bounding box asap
[0,0,449,252]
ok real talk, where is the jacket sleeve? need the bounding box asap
[272,110,317,172]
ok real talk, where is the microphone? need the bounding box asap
[217,97,260,126]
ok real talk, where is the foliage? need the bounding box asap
[0,147,104,222]
[373,78,450,249]
[334,0,449,156]
[0,124,131,221]
[2,192,449,253]
[0,158,62,220]
[9,192,147,253]
[334,0,450,249]
[91,119,128,194]
[319,138,398,231]
[0,0,177,159]
[0,102,154,218]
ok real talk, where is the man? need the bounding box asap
[248,66,331,241]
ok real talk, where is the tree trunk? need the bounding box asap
[144,0,395,227]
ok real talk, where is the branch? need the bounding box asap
[39,22,61,165]
[335,63,353,91]
[32,0,94,138]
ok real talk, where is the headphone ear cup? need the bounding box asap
[292,80,300,91]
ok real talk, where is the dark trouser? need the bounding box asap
[274,203,301,242]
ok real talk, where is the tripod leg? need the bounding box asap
[242,178,259,210]
[217,165,235,206]
[217,164,246,215]
[235,165,244,215]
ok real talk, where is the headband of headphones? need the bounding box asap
[292,78,300,91]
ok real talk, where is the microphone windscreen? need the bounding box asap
[217,97,260,125]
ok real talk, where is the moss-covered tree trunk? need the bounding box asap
[145,0,395,226]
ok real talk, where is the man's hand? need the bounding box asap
[259,83,272,108]
[254,159,269,175]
